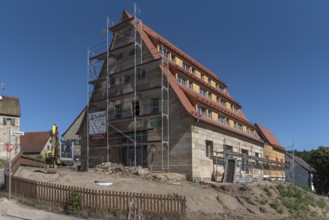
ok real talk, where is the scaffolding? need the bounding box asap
[217,140,286,183]
[86,5,170,170]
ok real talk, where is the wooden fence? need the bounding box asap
[5,174,186,215]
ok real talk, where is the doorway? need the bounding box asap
[226,159,236,183]
[122,145,147,167]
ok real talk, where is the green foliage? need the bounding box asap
[259,197,268,205]
[309,147,329,196]
[239,184,250,192]
[0,158,7,169]
[64,189,81,215]
[317,198,326,209]
[293,146,329,196]
[270,198,284,214]
[263,185,272,197]
[274,183,328,217]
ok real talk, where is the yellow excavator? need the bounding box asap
[45,124,61,171]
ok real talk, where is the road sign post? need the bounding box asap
[8,130,24,200]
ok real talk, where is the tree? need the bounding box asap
[308,147,329,196]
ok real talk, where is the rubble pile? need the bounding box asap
[88,162,186,183]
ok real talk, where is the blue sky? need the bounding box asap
[1,1,328,150]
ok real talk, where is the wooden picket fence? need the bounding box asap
[5,174,186,215]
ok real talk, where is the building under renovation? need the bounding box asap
[80,9,285,181]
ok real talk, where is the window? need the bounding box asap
[116,53,123,60]
[137,69,146,80]
[200,88,206,96]
[129,49,135,56]
[234,122,242,130]
[132,101,140,116]
[191,68,196,75]
[161,48,169,58]
[216,97,220,103]
[123,74,130,84]
[3,118,15,126]
[208,92,212,99]
[241,149,248,155]
[183,63,189,71]
[247,128,254,135]
[171,55,176,63]
[151,98,159,113]
[218,115,225,124]
[110,77,116,86]
[225,145,233,152]
[178,76,186,86]
[255,152,260,158]
[220,99,226,107]
[225,118,230,126]
[231,105,238,113]
[201,75,204,81]
[216,84,219,89]
[208,110,212,119]
[206,140,213,158]
[198,106,206,116]
[115,105,122,119]
[208,79,211,85]
[189,82,193,89]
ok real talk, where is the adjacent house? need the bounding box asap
[255,123,286,180]
[79,10,267,181]
[61,108,85,161]
[286,154,315,191]
[20,131,51,158]
[0,96,21,159]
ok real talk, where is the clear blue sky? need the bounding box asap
[1,1,328,150]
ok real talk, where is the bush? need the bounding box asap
[259,197,268,205]
[64,189,81,215]
[317,198,326,209]
[263,185,272,197]
[0,158,7,169]
[270,198,284,214]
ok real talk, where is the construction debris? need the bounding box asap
[88,162,186,183]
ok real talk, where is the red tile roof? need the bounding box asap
[20,131,50,153]
[109,11,264,143]
[255,123,285,151]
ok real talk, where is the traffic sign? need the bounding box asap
[10,131,24,136]
[6,144,12,152]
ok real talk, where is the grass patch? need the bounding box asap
[259,197,268,205]
[274,183,327,217]
[270,198,284,214]
[0,158,7,169]
[263,185,272,197]
[317,198,326,209]
[239,184,250,192]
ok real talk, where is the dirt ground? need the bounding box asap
[14,165,329,220]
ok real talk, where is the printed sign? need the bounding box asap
[89,111,106,138]
[6,144,12,152]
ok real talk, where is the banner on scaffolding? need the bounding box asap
[89,111,106,139]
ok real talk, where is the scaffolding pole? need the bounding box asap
[133,3,142,166]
